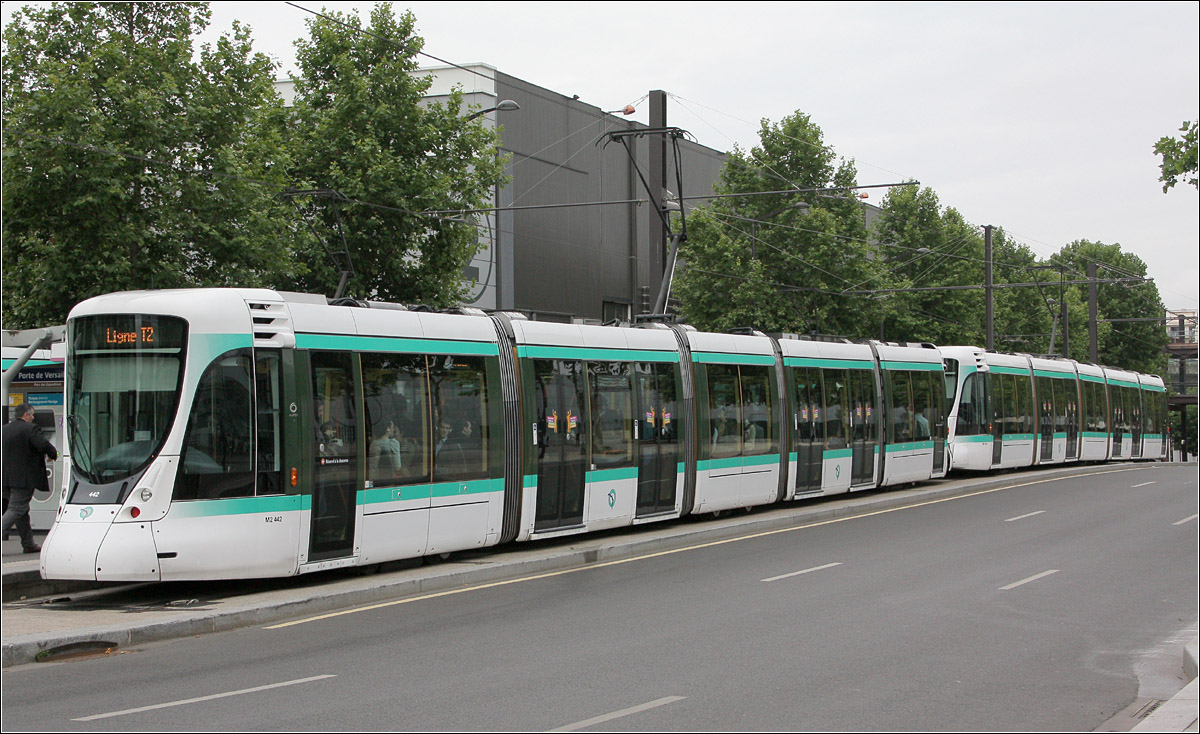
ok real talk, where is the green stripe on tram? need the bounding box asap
[990,365,1031,376]
[885,440,934,452]
[785,357,875,370]
[1141,384,1167,392]
[296,333,499,356]
[1033,369,1076,380]
[361,477,504,505]
[168,493,309,518]
[880,361,942,372]
[516,345,679,363]
[1107,378,1140,389]
[694,352,776,366]
[699,453,781,471]
[586,466,639,483]
[1079,373,1106,384]
[824,448,853,459]
[955,435,992,443]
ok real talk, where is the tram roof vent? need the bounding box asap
[796,333,852,343]
[728,327,766,337]
[443,307,489,317]
[246,300,296,349]
[364,301,409,312]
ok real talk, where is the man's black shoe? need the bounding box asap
[22,545,41,554]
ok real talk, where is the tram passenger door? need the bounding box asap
[793,367,823,493]
[1065,385,1079,460]
[849,370,876,486]
[310,352,360,560]
[1037,378,1054,462]
[635,362,679,517]
[991,374,1004,466]
[533,359,587,531]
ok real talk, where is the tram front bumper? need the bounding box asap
[41,508,161,582]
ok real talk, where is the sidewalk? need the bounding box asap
[3,464,1197,731]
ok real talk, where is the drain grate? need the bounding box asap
[1134,699,1165,719]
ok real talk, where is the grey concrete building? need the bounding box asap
[279,64,727,322]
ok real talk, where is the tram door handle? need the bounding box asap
[633,420,640,440]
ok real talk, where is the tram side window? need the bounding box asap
[1035,377,1054,436]
[175,349,255,501]
[793,367,823,443]
[1082,381,1103,432]
[1051,379,1068,435]
[912,371,935,441]
[1141,390,1157,435]
[362,353,429,486]
[740,366,775,456]
[255,350,283,495]
[888,370,913,442]
[590,361,634,469]
[957,372,987,436]
[1016,375,1034,435]
[825,369,849,449]
[994,374,1012,436]
[943,359,959,417]
[431,355,498,483]
[706,364,742,459]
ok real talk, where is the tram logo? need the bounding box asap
[80,507,93,520]
[607,489,616,508]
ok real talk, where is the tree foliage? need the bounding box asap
[1051,240,1167,375]
[1154,120,1198,192]
[675,111,884,335]
[2,2,293,328]
[283,4,507,306]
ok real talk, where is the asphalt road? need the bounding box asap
[2,464,1196,731]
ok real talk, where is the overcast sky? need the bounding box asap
[7,1,1198,311]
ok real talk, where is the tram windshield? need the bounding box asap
[66,314,187,488]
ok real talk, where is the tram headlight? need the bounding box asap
[140,488,153,502]
[130,507,141,519]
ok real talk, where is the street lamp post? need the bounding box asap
[464,99,520,122]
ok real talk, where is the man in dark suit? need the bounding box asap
[2,403,58,553]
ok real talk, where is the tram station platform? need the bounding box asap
[2,464,1197,731]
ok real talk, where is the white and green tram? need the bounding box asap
[41,290,1162,582]
[942,346,1169,472]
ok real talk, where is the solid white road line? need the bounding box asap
[1131,481,1157,488]
[547,696,686,732]
[72,675,337,721]
[269,468,1141,629]
[1173,514,1198,526]
[999,569,1059,590]
[1005,510,1046,522]
[762,562,843,582]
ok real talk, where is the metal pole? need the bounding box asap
[648,90,668,313]
[1061,269,1069,357]
[1088,262,1098,363]
[984,225,994,350]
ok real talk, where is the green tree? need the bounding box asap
[283,4,507,306]
[1051,240,1167,375]
[2,2,293,328]
[674,111,884,335]
[873,186,989,345]
[1154,120,1198,192]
